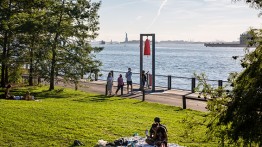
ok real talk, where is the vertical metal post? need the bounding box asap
[95,72,98,81]
[140,34,143,90]
[121,86,123,95]
[146,73,149,88]
[152,34,155,92]
[191,78,196,93]
[218,80,223,97]
[105,84,108,95]
[142,90,145,101]
[182,95,186,109]
[218,80,223,87]
[168,75,171,90]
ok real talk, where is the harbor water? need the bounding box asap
[93,43,246,90]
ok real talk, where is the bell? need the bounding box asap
[144,39,151,56]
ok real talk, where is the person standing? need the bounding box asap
[107,72,113,96]
[125,68,133,94]
[141,70,147,89]
[115,74,124,95]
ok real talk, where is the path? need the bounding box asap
[58,80,208,112]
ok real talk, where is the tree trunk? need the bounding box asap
[29,37,35,86]
[1,1,12,87]
[49,0,65,91]
[29,58,33,86]
[1,31,8,88]
[4,66,8,84]
[37,77,41,85]
[49,48,56,91]
[74,81,78,91]
[49,31,59,91]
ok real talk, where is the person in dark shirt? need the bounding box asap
[146,117,168,147]
[141,70,147,89]
[115,74,124,95]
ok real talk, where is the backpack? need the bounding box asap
[73,140,84,146]
[159,124,168,133]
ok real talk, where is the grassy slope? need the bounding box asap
[0,86,216,146]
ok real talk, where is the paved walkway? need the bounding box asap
[59,80,208,112]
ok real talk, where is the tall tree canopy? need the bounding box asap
[206,0,262,146]
[0,0,102,90]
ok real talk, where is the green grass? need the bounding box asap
[0,86,217,146]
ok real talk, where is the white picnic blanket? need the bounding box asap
[98,136,182,147]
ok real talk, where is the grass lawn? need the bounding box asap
[0,86,217,146]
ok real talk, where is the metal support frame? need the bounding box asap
[168,75,171,90]
[191,78,196,93]
[140,34,155,92]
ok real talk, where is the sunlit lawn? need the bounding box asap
[0,86,216,146]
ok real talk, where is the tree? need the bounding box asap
[14,1,51,86]
[44,0,102,91]
[0,0,30,87]
[59,0,102,90]
[203,1,262,145]
[218,29,262,146]
[0,0,15,87]
[1,0,103,89]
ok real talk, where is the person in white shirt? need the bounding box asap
[125,68,133,94]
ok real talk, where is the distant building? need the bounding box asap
[125,32,128,43]
[240,32,252,45]
[100,40,105,44]
[204,32,253,47]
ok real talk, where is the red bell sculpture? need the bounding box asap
[144,38,151,56]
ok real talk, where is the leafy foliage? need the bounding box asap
[0,0,103,90]
[194,29,262,146]
[219,29,262,146]
[194,73,225,99]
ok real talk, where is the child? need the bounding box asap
[115,74,124,95]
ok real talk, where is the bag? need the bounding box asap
[73,140,84,146]
[114,138,128,146]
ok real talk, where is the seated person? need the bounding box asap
[149,117,168,137]
[4,84,14,99]
[146,123,168,147]
[24,91,34,100]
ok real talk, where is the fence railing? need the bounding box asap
[94,69,230,93]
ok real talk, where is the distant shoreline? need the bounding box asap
[92,40,240,45]
[204,43,248,47]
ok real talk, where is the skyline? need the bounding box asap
[93,0,262,42]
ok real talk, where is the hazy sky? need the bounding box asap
[93,0,261,42]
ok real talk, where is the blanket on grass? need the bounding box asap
[97,136,182,147]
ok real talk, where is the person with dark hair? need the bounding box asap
[4,84,14,99]
[24,91,35,100]
[141,70,147,89]
[154,117,161,123]
[146,117,168,147]
[115,74,124,95]
[151,117,167,134]
[125,68,133,94]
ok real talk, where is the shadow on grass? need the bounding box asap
[132,101,144,104]
[1,86,69,99]
[0,88,30,98]
[72,94,126,103]
[33,89,70,99]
